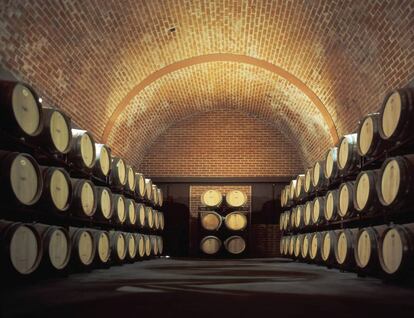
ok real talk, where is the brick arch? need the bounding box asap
[102,53,339,144]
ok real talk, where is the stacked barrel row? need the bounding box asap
[280,86,414,279]
[0,80,165,278]
[199,189,249,256]
[0,220,163,276]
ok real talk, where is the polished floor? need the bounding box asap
[2,258,414,317]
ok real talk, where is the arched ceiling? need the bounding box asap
[1,0,413,168]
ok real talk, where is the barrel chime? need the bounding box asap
[0,80,165,278]
[280,87,414,279]
[199,189,249,257]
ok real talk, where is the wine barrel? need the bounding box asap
[134,172,146,199]
[158,211,165,231]
[321,231,337,264]
[280,188,286,208]
[294,205,305,229]
[200,211,222,231]
[135,233,145,258]
[68,129,96,170]
[39,166,72,213]
[304,201,313,227]
[354,225,387,271]
[304,168,314,195]
[69,227,96,267]
[338,181,356,218]
[143,234,151,257]
[111,157,127,188]
[95,187,114,221]
[354,169,381,214]
[150,235,159,256]
[0,221,43,275]
[289,179,297,202]
[157,236,163,255]
[312,161,328,190]
[0,81,43,137]
[295,174,305,200]
[225,212,247,231]
[290,206,297,230]
[283,236,290,256]
[145,206,154,229]
[324,190,339,222]
[283,210,291,231]
[338,133,360,175]
[224,236,246,255]
[125,165,136,193]
[113,194,127,225]
[378,223,414,276]
[126,199,137,227]
[152,185,159,206]
[200,236,221,255]
[225,190,247,208]
[280,237,285,255]
[288,235,296,257]
[377,155,414,209]
[309,232,323,262]
[157,188,164,207]
[33,224,71,271]
[125,233,137,261]
[0,151,43,206]
[200,189,222,208]
[93,144,111,179]
[324,147,339,181]
[92,230,111,265]
[109,231,127,263]
[334,228,358,266]
[70,178,97,218]
[294,234,304,259]
[33,107,72,154]
[312,197,325,225]
[357,113,387,157]
[136,203,146,228]
[301,234,311,260]
[154,209,160,230]
[379,88,414,142]
[144,178,153,202]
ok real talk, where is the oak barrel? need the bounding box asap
[357,113,387,157]
[304,201,313,227]
[289,179,297,201]
[70,178,97,217]
[69,227,96,267]
[354,169,381,213]
[136,203,146,228]
[39,166,72,213]
[288,235,296,257]
[200,189,223,208]
[109,231,127,263]
[111,157,127,187]
[200,211,222,231]
[224,212,247,231]
[94,144,111,179]
[92,230,111,264]
[200,236,221,255]
[34,107,72,154]
[304,168,314,195]
[126,199,137,227]
[280,237,285,255]
[324,147,339,180]
[0,221,42,275]
[157,236,163,255]
[377,155,414,209]
[145,206,154,229]
[225,190,247,208]
[301,234,311,260]
[283,236,291,256]
[321,231,337,264]
[143,235,151,257]
[295,174,305,200]
[294,205,304,229]
[144,178,153,201]
[338,181,356,218]
[280,188,286,208]
[150,235,159,256]
[334,228,358,266]
[283,210,291,231]
[338,133,360,175]
[135,233,145,258]
[224,235,246,255]
[324,190,339,222]
[354,225,387,271]
[152,185,159,206]
[309,232,323,262]
[312,161,328,189]
[95,186,114,221]
[294,234,304,258]
[0,81,43,137]
[290,206,297,230]
[154,209,160,230]
[134,173,146,199]
[157,188,164,207]
[0,151,43,206]
[113,194,127,224]
[312,196,325,225]
[125,233,137,261]
[126,165,136,193]
[68,129,96,170]
[379,88,414,142]
[378,223,414,276]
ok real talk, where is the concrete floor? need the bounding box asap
[1,258,414,317]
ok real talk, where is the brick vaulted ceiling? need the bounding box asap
[0,0,413,168]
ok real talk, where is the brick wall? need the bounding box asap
[140,110,304,177]
[189,185,251,256]
[250,225,282,258]
[1,1,413,169]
